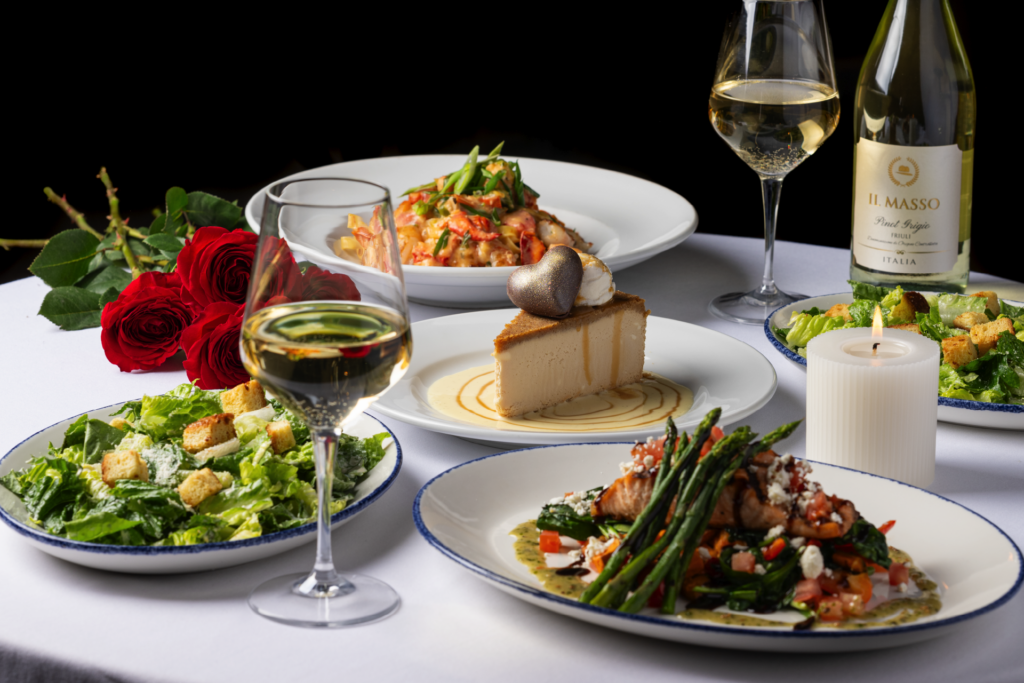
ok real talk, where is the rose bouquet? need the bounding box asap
[19,171,359,389]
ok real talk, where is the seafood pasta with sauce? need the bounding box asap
[338,143,591,268]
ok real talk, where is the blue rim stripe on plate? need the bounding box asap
[764,296,1024,415]
[0,402,402,556]
[413,442,1023,640]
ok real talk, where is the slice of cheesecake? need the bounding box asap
[493,292,649,417]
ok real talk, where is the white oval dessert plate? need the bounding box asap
[372,309,777,447]
[764,293,1024,431]
[244,155,698,308]
[414,442,1023,653]
[0,405,401,574]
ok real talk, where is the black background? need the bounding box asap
[7,2,1010,285]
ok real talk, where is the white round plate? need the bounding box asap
[0,405,401,574]
[244,155,698,308]
[372,309,776,446]
[414,442,1022,652]
[765,293,1024,431]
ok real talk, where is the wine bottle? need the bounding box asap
[849,0,975,293]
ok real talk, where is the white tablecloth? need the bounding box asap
[1,234,1022,683]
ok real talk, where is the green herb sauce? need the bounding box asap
[511,520,585,599]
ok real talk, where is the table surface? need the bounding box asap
[1,233,1022,683]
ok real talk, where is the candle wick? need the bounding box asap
[872,342,880,356]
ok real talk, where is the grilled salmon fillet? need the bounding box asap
[592,450,858,540]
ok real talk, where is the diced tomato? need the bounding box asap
[818,597,844,621]
[762,537,787,561]
[832,551,867,573]
[731,551,756,573]
[538,530,561,553]
[839,592,865,616]
[804,491,831,522]
[846,572,873,604]
[819,575,843,596]
[630,436,666,465]
[793,578,822,606]
[889,562,910,587]
[699,426,726,458]
[878,520,896,535]
[806,539,822,548]
[647,581,666,608]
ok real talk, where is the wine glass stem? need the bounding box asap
[760,177,784,298]
[312,429,342,584]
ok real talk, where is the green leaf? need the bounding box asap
[84,419,127,464]
[29,230,100,287]
[76,265,132,295]
[99,287,121,308]
[148,213,167,235]
[166,187,188,214]
[144,233,185,254]
[37,287,103,330]
[186,191,241,229]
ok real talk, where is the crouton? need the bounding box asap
[941,335,978,369]
[970,318,1015,356]
[970,291,999,316]
[266,421,296,454]
[109,417,130,431]
[177,468,223,507]
[889,295,918,323]
[182,413,237,454]
[220,380,267,416]
[903,291,931,315]
[101,450,149,487]
[824,303,853,322]
[953,311,989,331]
[889,323,921,335]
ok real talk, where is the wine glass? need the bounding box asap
[241,178,411,627]
[707,0,839,324]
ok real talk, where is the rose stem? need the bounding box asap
[42,188,104,239]
[97,167,142,278]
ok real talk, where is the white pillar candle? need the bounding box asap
[806,327,939,487]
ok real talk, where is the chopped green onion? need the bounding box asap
[454,146,479,195]
[432,228,450,257]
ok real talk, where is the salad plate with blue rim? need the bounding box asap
[414,441,1022,652]
[0,401,401,574]
[764,292,1024,431]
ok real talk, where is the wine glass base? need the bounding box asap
[709,289,807,325]
[249,572,400,628]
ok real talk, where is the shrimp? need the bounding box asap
[445,211,499,242]
[520,231,546,265]
[537,219,575,248]
[349,207,397,274]
[502,208,536,236]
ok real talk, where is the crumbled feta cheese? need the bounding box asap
[583,536,615,564]
[897,582,908,593]
[754,564,767,575]
[830,512,843,524]
[800,545,825,580]
[823,568,834,578]
[634,465,646,474]
[732,544,748,551]
[698,547,711,560]
[790,537,806,549]
[767,482,791,507]
[646,435,655,446]
[765,454,797,508]
[561,490,592,516]
[643,455,655,469]
[765,524,786,541]
[567,549,582,561]
[619,461,634,475]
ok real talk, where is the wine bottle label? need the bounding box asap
[852,138,962,274]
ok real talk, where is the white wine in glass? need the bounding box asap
[708,1,840,325]
[241,178,411,628]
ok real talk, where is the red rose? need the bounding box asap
[250,235,304,310]
[301,264,361,301]
[177,226,258,313]
[101,272,193,372]
[180,302,250,390]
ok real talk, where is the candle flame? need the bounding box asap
[872,305,884,338]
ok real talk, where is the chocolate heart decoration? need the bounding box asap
[507,246,583,318]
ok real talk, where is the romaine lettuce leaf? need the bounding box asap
[129,382,224,440]
[880,285,905,310]
[65,510,141,542]
[848,299,885,327]
[234,414,269,444]
[83,420,126,464]
[141,443,197,487]
[198,479,273,515]
[784,313,847,348]
[848,280,895,303]
[937,294,987,326]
